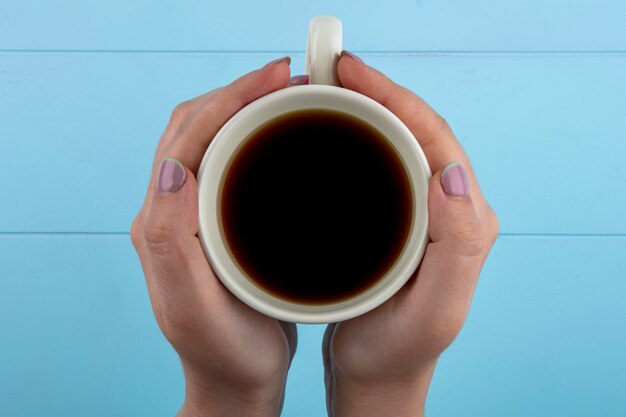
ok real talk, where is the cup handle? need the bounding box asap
[305,16,342,86]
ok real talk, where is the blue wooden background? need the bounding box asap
[1,1,625,416]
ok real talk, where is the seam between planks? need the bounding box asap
[0,50,625,56]
[0,232,625,238]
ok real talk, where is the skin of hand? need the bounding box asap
[130,57,306,417]
[322,52,500,417]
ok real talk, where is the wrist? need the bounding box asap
[327,361,437,417]
[178,397,282,417]
[178,365,287,417]
[178,383,284,417]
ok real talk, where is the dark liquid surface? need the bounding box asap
[221,109,413,304]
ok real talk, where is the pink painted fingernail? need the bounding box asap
[264,56,291,68]
[156,157,186,193]
[441,162,470,198]
[340,50,364,64]
[288,74,309,86]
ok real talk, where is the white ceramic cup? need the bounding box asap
[197,16,431,323]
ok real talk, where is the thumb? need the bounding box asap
[399,162,487,349]
[428,161,482,255]
[143,156,220,307]
[149,156,198,241]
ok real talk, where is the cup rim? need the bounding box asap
[197,85,431,323]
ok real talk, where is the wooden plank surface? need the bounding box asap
[1,53,624,234]
[1,1,625,51]
[2,3,625,415]
[1,235,624,416]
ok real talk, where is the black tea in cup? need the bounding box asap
[220,109,413,304]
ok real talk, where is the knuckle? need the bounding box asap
[450,205,502,256]
[486,209,500,244]
[378,85,396,107]
[169,101,193,124]
[211,87,244,111]
[142,218,178,256]
[421,115,453,147]
[129,216,143,248]
[452,222,491,257]
[437,115,452,134]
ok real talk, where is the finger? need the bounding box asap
[144,58,290,295]
[134,58,293,231]
[337,51,469,175]
[397,162,493,350]
[288,74,309,86]
[163,57,292,173]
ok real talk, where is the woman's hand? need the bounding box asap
[130,57,301,417]
[322,52,499,417]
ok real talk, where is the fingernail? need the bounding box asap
[441,162,470,198]
[288,74,309,86]
[156,157,187,193]
[340,50,364,64]
[264,56,291,68]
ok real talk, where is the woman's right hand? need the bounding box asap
[322,52,499,417]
